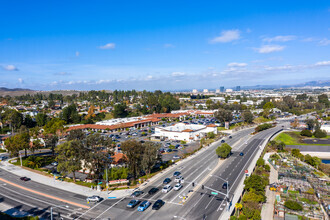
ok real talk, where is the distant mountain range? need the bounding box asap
[0,87,32,92]
[0,80,329,93]
[240,80,330,90]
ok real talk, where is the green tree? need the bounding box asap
[244,174,268,192]
[313,129,327,138]
[141,142,160,176]
[56,141,84,182]
[256,158,265,167]
[43,134,58,156]
[318,94,329,107]
[242,111,254,124]
[263,102,274,110]
[215,108,233,124]
[113,103,129,118]
[43,118,65,134]
[121,140,144,179]
[284,200,303,211]
[36,113,48,127]
[30,139,43,155]
[60,104,81,124]
[215,143,232,158]
[300,129,312,137]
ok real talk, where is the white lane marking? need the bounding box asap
[217,199,225,211]
[205,196,214,209]
[170,166,210,203]
[94,197,125,220]
[75,197,110,219]
[194,194,205,207]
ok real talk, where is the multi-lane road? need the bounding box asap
[0,123,286,220]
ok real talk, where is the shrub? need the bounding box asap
[284,200,303,211]
[313,129,327,138]
[300,129,312,137]
[256,158,265,167]
[264,164,270,172]
[255,123,272,133]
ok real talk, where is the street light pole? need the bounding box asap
[19,153,22,167]
[50,204,69,220]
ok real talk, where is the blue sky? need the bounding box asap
[0,0,329,91]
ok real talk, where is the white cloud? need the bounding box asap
[264,65,295,71]
[3,65,18,71]
[314,61,330,66]
[302,37,316,42]
[75,51,80,57]
[256,45,285,54]
[171,72,186,77]
[145,75,153,80]
[210,29,240,43]
[319,38,330,46]
[99,43,116,49]
[263,35,296,42]
[54,72,70,76]
[164,43,175,48]
[227,62,247,67]
[18,78,23,83]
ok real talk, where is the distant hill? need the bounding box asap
[0,87,33,92]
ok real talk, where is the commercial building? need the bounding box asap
[152,123,217,142]
[236,86,241,91]
[220,86,225,92]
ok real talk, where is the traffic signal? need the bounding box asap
[202,185,204,190]
[192,182,195,187]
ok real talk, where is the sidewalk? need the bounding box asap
[0,161,133,199]
[261,153,278,220]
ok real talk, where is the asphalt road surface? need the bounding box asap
[0,124,286,220]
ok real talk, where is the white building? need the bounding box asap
[225,89,233,93]
[320,124,330,134]
[192,89,198,94]
[152,123,217,142]
[209,97,225,102]
[203,89,209,93]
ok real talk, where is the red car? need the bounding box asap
[20,177,31,181]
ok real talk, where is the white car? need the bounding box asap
[162,185,172,193]
[174,176,184,183]
[173,183,182,191]
[86,195,101,202]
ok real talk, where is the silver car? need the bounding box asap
[86,195,101,202]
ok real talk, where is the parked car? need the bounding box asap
[174,176,184,182]
[173,155,181,160]
[127,199,140,208]
[163,178,171,184]
[51,162,58,166]
[152,199,164,210]
[137,201,151,212]
[148,188,159,195]
[173,171,181,177]
[162,185,172,193]
[174,183,182,191]
[20,177,31,181]
[131,191,144,198]
[86,195,101,202]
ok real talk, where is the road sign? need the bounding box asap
[108,197,117,199]
[211,192,218,195]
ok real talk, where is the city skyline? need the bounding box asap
[1,1,330,90]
